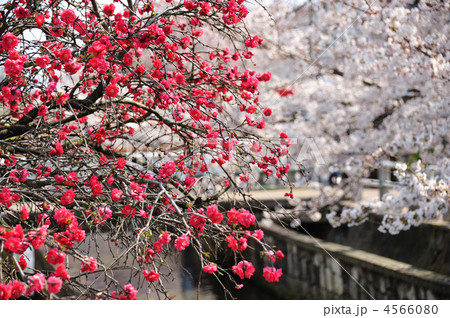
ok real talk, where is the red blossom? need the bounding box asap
[28,273,46,293]
[203,263,217,274]
[49,142,64,156]
[47,248,66,265]
[227,208,240,225]
[60,9,76,25]
[158,161,176,178]
[10,281,25,299]
[35,14,45,27]
[81,257,98,273]
[103,4,116,16]
[123,52,133,66]
[174,234,190,251]
[60,189,75,205]
[111,188,123,201]
[276,250,285,260]
[55,264,71,280]
[189,213,206,228]
[18,255,27,270]
[14,6,31,19]
[263,107,272,116]
[238,209,255,228]
[183,176,197,189]
[206,204,223,223]
[143,270,160,282]
[122,204,136,218]
[2,32,18,51]
[36,55,50,68]
[232,261,255,279]
[117,157,126,170]
[263,267,283,283]
[105,84,119,97]
[47,276,63,294]
[54,207,74,226]
[245,35,263,48]
[226,236,238,251]
[0,283,12,300]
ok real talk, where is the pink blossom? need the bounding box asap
[105,84,119,97]
[2,32,19,51]
[10,281,25,299]
[60,9,76,25]
[47,276,63,294]
[103,4,115,16]
[0,283,12,300]
[206,204,223,223]
[55,264,70,280]
[203,263,217,274]
[174,234,190,251]
[232,261,255,279]
[119,284,137,300]
[252,229,264,240]
[36,55,51,68]
[250,142,262,153]
[95,206,112,223]
[60,189,75,205]
[158,161,177,178]
[29,273,46,292]
[263,267,283,282]
[111,188,123,201]
[47,248,66,265]
[143,270,160,282]
[238,209,256,228]
[239,173,249,182]
[81,257,98,273]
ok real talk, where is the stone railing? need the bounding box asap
[251,222,450,300]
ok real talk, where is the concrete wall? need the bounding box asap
[252,222,450,300]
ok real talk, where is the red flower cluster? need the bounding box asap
[46,248,66,265]
[152,231,171,253]
[206,204,223,223]
[203,263,217,274]
[232,261,255,280]
[174,233,190,251]
[0,280,26,300]
[143,270,160,282]
[227,208,256,228]
[112,284,138,300]
[60,189,75,205]
[81,257,98,273]
[53,207,85,248]
[263,267,283,283]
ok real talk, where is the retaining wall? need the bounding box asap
[253,222,450,300]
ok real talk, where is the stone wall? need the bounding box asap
[252,222,450,300]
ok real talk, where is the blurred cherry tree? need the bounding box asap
[0,0,288,299]
[246,0,449,234]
